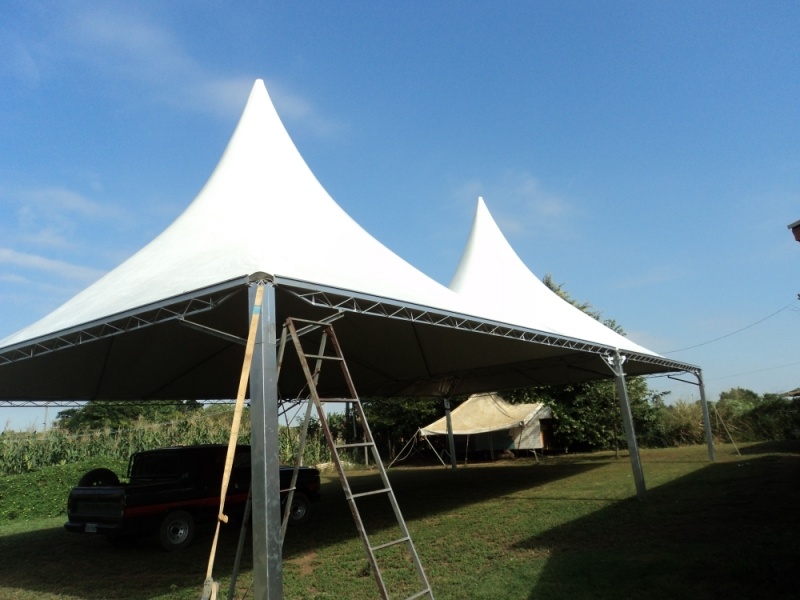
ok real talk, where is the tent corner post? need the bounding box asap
[248,282,283,600]
[694,369,716,463]
[607,351,647,501]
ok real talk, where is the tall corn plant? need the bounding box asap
[0,406,253,476]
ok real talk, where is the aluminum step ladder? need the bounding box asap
[279,317,434,600]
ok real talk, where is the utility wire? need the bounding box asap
[705,359,800,381]
[663,299,799,354]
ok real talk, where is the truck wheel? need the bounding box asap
[287,492,311,526]
[158,510,195,551]
[78,468,120,487]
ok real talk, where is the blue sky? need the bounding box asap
[1,1,798,430]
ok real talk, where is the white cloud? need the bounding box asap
[49,5,343,133]
[0,273,29,285]
[0,248,105,284]
[0,185,130,251]
[16,186,126,220]
[455,170,579,238]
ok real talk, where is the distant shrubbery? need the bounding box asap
[544,387,800,453]
[2,387,798,475]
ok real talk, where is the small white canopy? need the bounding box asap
[420,393,550,436]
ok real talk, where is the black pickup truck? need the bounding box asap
[64,444,321,550]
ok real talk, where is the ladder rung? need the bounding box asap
[351,487,391,499]
[320,398,359,403]
[289,317,332,327]
[370,535,409,552]
[304,353,343,361]
[336,442,373,449]
[405,588,434,600]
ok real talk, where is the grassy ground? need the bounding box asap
[0,442,797,599]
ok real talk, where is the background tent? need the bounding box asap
[420,393,552,454]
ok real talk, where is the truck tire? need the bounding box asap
[287,492,311,526]
[78,468,120,487]
[158,510,195,551]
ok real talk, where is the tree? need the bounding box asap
[715,387,800,442]
[361,397,444,460]
[504,275,667,452]
[54,400,202,432]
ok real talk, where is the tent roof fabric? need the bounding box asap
[420,393,550,436]
[450,197,654,355]
[0,80,470,348]
[0,80,698,402]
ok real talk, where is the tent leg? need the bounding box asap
[444,398,458,471]
[607,351,646,501]
[249,282,283,600]
[695,369,716,463]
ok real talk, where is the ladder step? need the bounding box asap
[320,398,360,404]
[370,535,410,552]
[303,353,343,361]
[405,588,434,600]
[336,442,373,449]
[351,487,391,499]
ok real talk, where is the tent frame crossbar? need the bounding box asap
[0,278,247,367]
[276,278,696,374]
[0,276,697,379]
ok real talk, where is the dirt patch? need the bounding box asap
[287,549,318,576]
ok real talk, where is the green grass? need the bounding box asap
[0,442,798,599]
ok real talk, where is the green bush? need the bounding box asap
[0,457,127,522]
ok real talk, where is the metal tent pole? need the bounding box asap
[606,350,647,501]
[695,369,716,463]
[444,398,458,470]
[248,282,283,599]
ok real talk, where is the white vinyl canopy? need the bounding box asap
[0,79,697,403]
[0,80,472,348]
[0,78,710,600]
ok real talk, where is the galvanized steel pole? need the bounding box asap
[249,282,283,599]
[609,350,647,501]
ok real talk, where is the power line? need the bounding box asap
[663,300,799,354]
[705,359,800,382]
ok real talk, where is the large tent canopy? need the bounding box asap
[0,80,696,403]
[0,78,706,600]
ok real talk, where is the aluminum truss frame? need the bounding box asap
[274,276,698,375]
[0,276,248,368]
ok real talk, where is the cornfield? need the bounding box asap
[0,406,333,476]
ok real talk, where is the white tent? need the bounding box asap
[420,393,552,451]
[0,79,706,598]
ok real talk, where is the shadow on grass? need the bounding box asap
[0,459,603,599]
[737,439,800,455]
[507,450,800,600]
